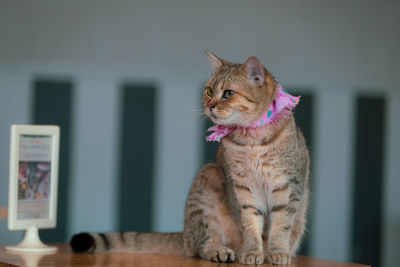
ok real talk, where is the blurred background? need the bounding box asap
[0,1,399,267]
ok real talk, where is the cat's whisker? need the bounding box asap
[184,105,207,118]
[186,108,205,114]
[191,112,208,120]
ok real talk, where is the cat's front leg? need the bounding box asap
[238,206,265,265]
[232,182,265,265]
[266,202,296,265]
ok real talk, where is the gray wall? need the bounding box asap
[1,0,399,87]
[0,1,399,267]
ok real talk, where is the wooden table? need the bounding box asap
[0,244,370,267]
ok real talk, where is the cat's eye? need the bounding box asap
[206,87,214,97]
[222,90,235,99]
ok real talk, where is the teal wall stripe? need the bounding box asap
[119,84,156,232]
[201,119,219,165]
[32,79,73,242]
[352,96,385,267]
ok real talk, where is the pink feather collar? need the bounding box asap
[206,84,300,142]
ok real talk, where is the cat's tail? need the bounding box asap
[70,232,184,255]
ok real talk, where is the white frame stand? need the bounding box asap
[7,125,60,253]
[6,226,57,252]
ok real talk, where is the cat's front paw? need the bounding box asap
[208,247,235,263]
[266,252,291,265]
[239,250,264,265]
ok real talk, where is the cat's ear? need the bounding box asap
[241,56,265,86]
[205,50,226,71]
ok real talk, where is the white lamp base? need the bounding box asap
[6,226,57,252]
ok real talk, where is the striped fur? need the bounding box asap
[70,52,310,265]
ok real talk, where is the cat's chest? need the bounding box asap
[225,145,285,209]
[224,143,284,184]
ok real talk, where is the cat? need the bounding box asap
[70,51,310,265]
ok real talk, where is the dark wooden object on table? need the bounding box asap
[0,244,370,267]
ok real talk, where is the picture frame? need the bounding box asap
[6,124,60,252]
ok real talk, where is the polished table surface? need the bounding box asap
[0,244,370,267]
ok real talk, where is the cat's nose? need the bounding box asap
[209,104,216,111]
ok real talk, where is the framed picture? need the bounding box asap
[7,124,60,252]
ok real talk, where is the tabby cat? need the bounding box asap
[70,51,310,265]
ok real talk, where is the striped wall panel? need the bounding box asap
[118,84,157,232]
[351,96,386,267]
[0,72,398,267]
[32,79,73,242]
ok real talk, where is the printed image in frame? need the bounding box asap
[17,135,52,220]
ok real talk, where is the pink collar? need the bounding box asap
[206,84,300,142]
